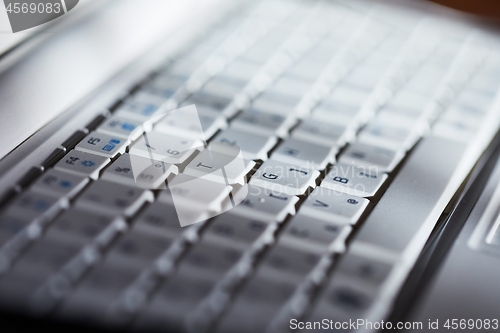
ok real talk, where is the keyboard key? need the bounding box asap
[102,153,178,189]
[279,214,351,253]
[291,119,353,147]
[271,138,337,170]
[335,252,393,287]
[159,174,232,227]
[249,160,319,195]
[129,131,203,165]
[55,150,110,180]
[212,129,278,160]
[230,109,296,138]
[44,209,120,248]
[105,231,175,270]
[300,187,369,224]
[357,121,420,150]
[321,163,388,197]
[181,240,243,276]
[231,185,299,222]
[155,106,227,141]
[0,215,32,247]
[4,191,67,225]
[76,132,128,159]
[115,92,167,122]
[183,142,254,185]
[132,201,184,237]
[76,180,154,217]
[97,116,148,141]
[31,169,89,199]
[339,142,405,173]
[203,212,269,250]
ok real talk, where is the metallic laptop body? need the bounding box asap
[1,0,500,332]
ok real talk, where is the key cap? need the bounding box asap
[292,119,353,147]
[212,129,278,161]
[76,132,128,159]
[183,142,254,185]
[159,174,232,227]
[44,209,119,247]
[249,160,319,196]
[279,214,352,254]
[4,191,67,225]
[312,102,359,127]
[230,109,296,138]
[300,187,369,224]
[55,150,109,180]
[357,121,420,151]
[182,92,232,115]
[129,131,203,165]
[155,106,227,141]
[203,212,269,250]
[335,252,394,287]
[251,92,302,116]
[0,215,32,247]
[200,77,246,100]
[76,180,153,217]
[321,163,388,197]
[339,142,405,173]
[114,92,167,122]
[97,116,148,141]
[271,138,337,170]
[102,153,178,189]
[105,231,174,270]
[132,201,184,237]
[231,185,299,222]
[31,169,89,199]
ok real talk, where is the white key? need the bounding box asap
[203,212,269,250]
[211,129,278,161]
[357,121,420,150]
[55,150,109,180]
[159,174,232,227]
[339,142,404,173]
[312,102,358,126]
[102,153,178,189]
[200,77,246,100]
[115,92,167,122]
[271,138,337,170]
[279,213,352,253]
[76,180,154,217]
[300,187,369,224]
[292,119,353,147]
[321,163,388,197]
[31,169,88,199]
[154,105,227,141]
[230,109,297,138]
[76,132,128,159]
[249,160,319,196]
[129,131,203,165]
[231,185,298,222]
[183,143,254,185]
[97,116,148,141]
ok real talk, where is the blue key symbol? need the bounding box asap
[81,160,95,167]
[59,180,72,188]
[102,144,115,152]
[121,123,136,131]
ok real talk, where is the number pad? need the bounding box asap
[76,180,154,217]
[249,160,319,195]
[55,150,109,180]
[102,153,178,189]
[31,169,89,199]
[300,187,369,224]
[76,132,128,158]
[129,131,203,165]
[321,163,388,197]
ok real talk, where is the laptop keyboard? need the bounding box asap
[1,0,500,332]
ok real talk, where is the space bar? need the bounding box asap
[350,135,469,262]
